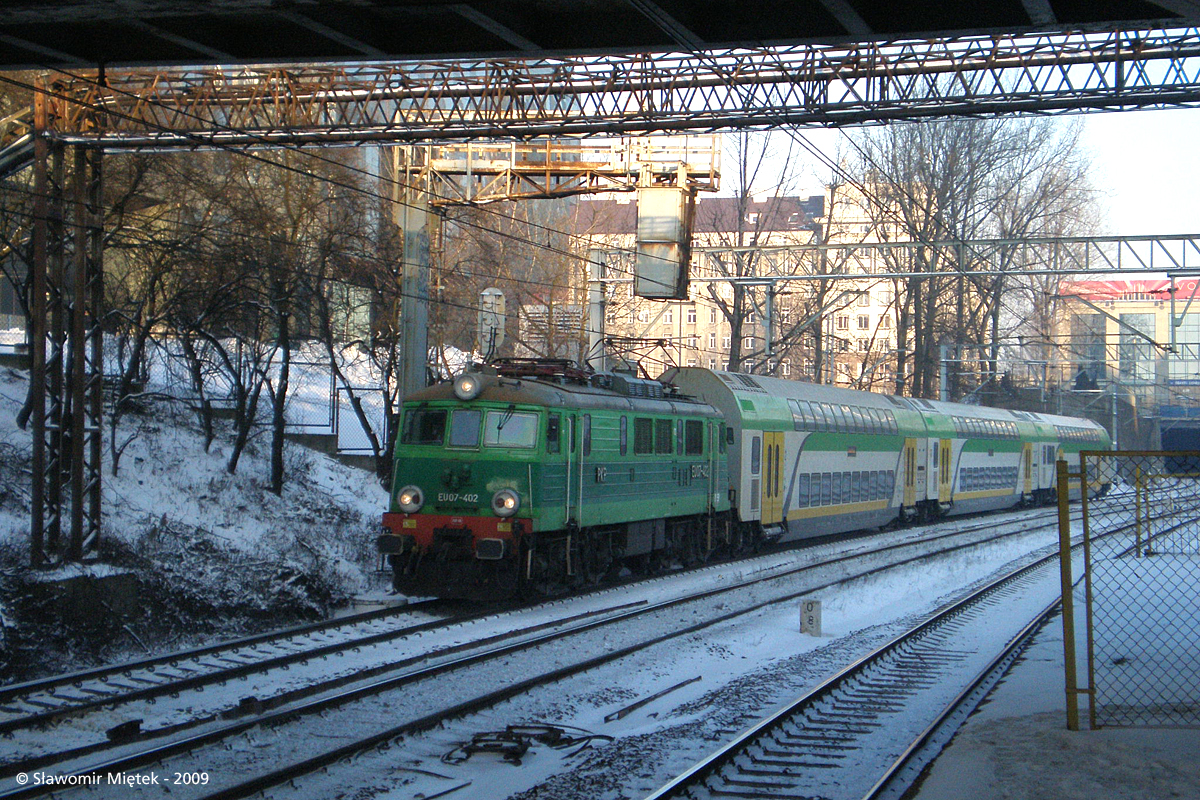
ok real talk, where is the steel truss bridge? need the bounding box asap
[9,23,1200,567]
[21,27,1200,147]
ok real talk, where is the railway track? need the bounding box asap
[0,507,1060,752]
[0,506,1069,800]
[0,598,461,735]
[644,506,1200,800]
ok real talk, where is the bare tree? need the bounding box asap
[843,117,1097,398]
[699,131,816,373]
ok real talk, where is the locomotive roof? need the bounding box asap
[404,373,723,418]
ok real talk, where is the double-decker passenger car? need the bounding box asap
[662,367,1111,544]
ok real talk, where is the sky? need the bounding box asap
[1079,107,1200,236]
[769,107,1200,239]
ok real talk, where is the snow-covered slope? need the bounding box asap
[0,365,391,681]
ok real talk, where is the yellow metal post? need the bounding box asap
[1057,459,1080,731]
[1134,465,1143,557]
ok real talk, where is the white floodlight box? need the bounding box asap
[635,186,693,300]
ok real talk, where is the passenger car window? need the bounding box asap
[547,414,561,454]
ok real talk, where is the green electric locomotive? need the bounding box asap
[379,360,733,599]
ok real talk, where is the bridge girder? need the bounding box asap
[27,26,1200,149]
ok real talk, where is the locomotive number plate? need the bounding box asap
[437,493,479,503]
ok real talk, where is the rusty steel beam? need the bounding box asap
[29,84,104,567]
[28,26,1200,148]
[398,137,720,205]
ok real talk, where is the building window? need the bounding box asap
[781,361,791,376]
[746,310,756,324]
[835,315,849,330]
[708,331,717,349]
[880,315,892,329]
[687,307,696,324]
[636,308,649,323]
[723,335,731,349]
[743,336,755,350]
[687,334,698,349]
[1119,313,1156,384]
[857,315,870,330]
[710,307,718,324]
[858,291,871,306]
[839,338,849,351]
[858,339,870,352]
[663,308,673,324]
[687,357,697,367]
[708,359,717,370]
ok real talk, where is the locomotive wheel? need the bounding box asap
[578,530,613,585]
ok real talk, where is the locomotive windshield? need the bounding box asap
[448,409,482,447]
[401,409,446,445]
[483,410,539,448]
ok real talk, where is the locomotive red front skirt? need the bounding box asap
[380,512,519,561]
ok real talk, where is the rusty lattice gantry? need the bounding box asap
[28,85,103,567]
[33,27,1200,149]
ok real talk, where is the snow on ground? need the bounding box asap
[0,364,391,680]
[912,595,1200,800]
[281,523,1072,800]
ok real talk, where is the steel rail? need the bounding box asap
[644,502,1200,800]
[0,599,450,716]
[190,513,1078,800]
[0,507,1057,750]
[861,501,1200,800]
[860,597,1063,800]
[0,508,1067,799]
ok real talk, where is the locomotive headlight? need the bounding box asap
[491,489,520,517]
[454,374,483,400]
[397,485,424,514]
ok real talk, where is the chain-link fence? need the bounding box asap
[1060,451,1200,729]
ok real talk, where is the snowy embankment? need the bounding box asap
[0,365,390,682]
